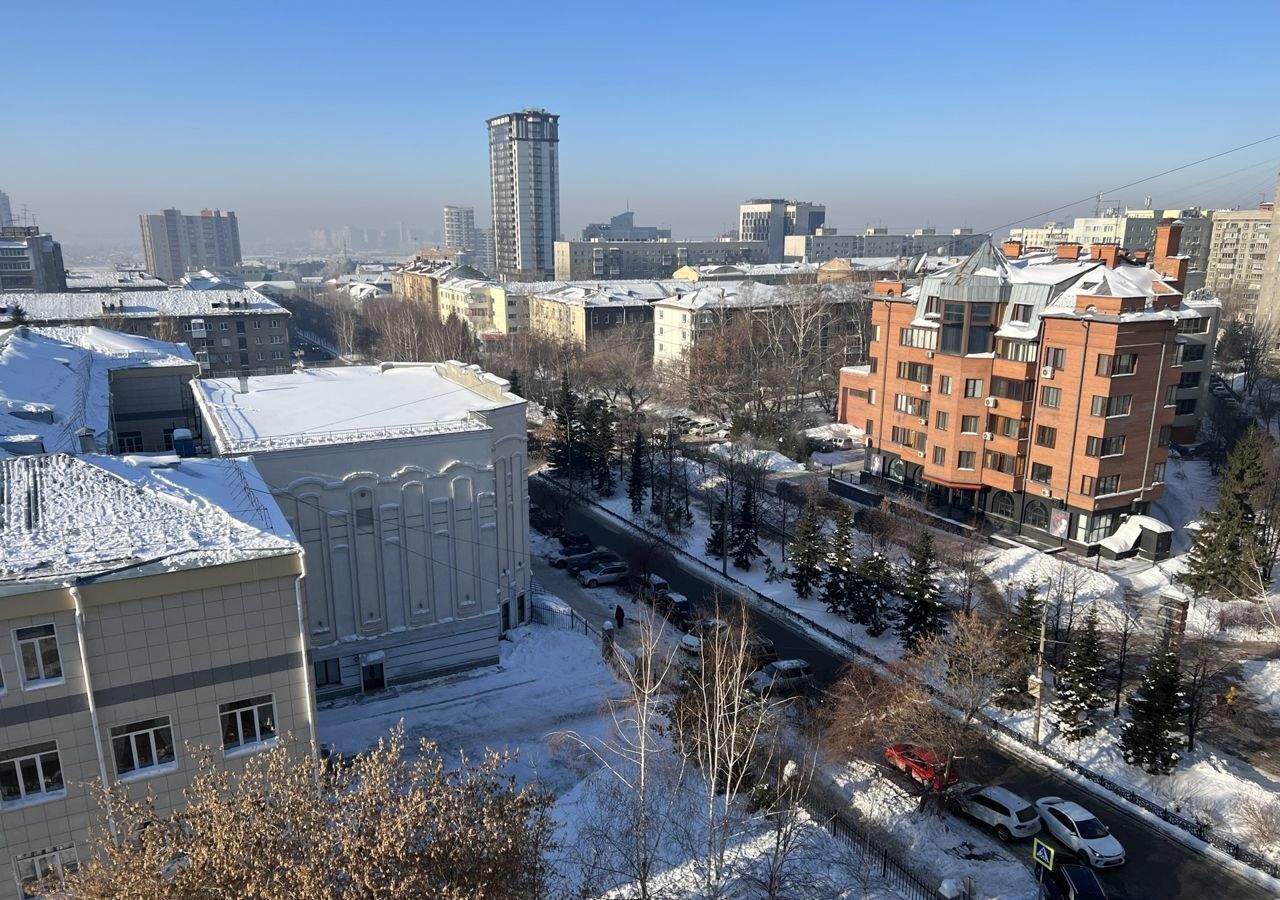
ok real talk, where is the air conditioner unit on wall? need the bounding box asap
[917,451,925,458]
[1041,488,1052,497]
[920,384,930,393]
[1041,366,1055,379]
[926,351,935,358]
[983,432,994,441]
[984,397,998,408]
[918,418,928,425]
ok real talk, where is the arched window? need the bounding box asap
[991,491,1015,519]
[889,459,906,482]
[1023,500,1049,530]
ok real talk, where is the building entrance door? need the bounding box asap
[361,662,385,692]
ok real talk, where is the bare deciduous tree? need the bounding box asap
[51,727,554,900]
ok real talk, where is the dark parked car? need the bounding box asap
[558,530,592,550]
[548,544,607,569]
[656,591,697,630]
[1038,864,1109,900]
[746,636,779,668]
[566,550,622,577]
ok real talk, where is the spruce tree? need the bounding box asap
[584,400,616,495]
[789,499,824,599]
[548,372,580,476]
[1120,634,1184,775]
[507,368,523,398]
[627,430,647,515]
[705,501,727,559]
[1050,604,1107,741]
[819,507,856,615]
[895,529,947,650]
[851,552,893,636]
[729,484,764,571]
[1183,427,1266,601]
[997,583,1044,703]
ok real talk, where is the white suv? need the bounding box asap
[958,785,1041,842]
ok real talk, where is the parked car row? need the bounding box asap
[669,415,730,438]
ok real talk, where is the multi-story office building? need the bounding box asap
[0,190,11,227]
[2,288,291,377]
[139,208,243,283]
[527,281,685,347]
[581,211,671,242]
[553,239,767,280]
[838,224,1219,558]
[443,205,477,251]
[1205,203,1273,321]
[1004,222,1075,252]
[738,199,825,262]
[487,109,560,281]
[193,362,530,700]
[0,226,66,293]
[0,451,310,900]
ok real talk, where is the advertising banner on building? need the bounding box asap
[1049,507,1069,538]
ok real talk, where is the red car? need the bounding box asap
[884,743,958,790]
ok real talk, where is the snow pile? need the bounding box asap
[1240,659,1280,721]
[706,441,805,474]
[803,422,864,442]
[1151,456,1219,554]
[1,288,284,320]
[983,546,1123,611]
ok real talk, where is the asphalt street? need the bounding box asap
[532,481,1276,900]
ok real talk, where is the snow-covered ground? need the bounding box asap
[1151,456,1219,555]
[1241,658,1280,721]
[705,441,806,474]
[982,546,1124,615]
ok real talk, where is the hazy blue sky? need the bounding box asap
[5,0,1279,251]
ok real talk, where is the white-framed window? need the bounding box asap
[269,335,283,344]
[0,741,64,806]
[219,322,229,331]
[14,624,62,689]
[252,320,262,329]
[269,319,280,328]
[13,844,78,899]
[271,351,284,360]
[110,717,176,779]
[219,695,276,753]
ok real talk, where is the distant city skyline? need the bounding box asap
[6,2,1280,254]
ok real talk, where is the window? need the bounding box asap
[1081,475,1095,495]
[13,845,78,898]
[1165,384,1178,406]
[1040,386,1061,409]
[1023,501,1050,530]
[15,625,62,688]
[963,378,983,399]
[1090,395,1131,417]
[219,322,229,331]
[1159,425,1171,447]
[1096,474,1120,495]
[1010,303,1033,323]
[896,361,933,383]
[1085,435,1126,457]
[991,491,1015,518]
[935,410,949,431]
[219,695,276,753]
[1178,317,1209,334]
[1096,353,1137,376]
[111,717,176,778]
[957,451,976,470]
[1035,425,1057,448]
[938,375,952,395]
[0,742,63,805]
[254,336,262,345]
[270,335,283,344]
[893,394,929,417]
[271,351,285,360]
[899,327,938,350]
[1179,371,1202,389]
[985,451,1017,475]
[1154,462,1167,483]
[932,446,946,466]
[253,320,262,329]
[314,659,341,688]
[1177,343,1205,364]
[996,338,1036,362]
[117,432,144,453]
[1176,398,1197,415]
[1030,462,1053,484]
[960,415,980,434]
[1043,347,1066,370]
[990,376,1027,401]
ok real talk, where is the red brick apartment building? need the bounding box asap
[837,222,1220,557]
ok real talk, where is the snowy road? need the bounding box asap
[535,482,1276,900]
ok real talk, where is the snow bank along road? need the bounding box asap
[531,482,1275,900]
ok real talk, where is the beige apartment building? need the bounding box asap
[553,239,768,281]
[1205,203,1273,321]
[527,281,685,347]
[436,277,563,339]
[0,452,311,900]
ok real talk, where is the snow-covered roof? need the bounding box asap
[686,262,818,278]
[1,289,286,321]
[0,326,197,457]
[181,269,246,291]
[533,280,687,307]
[194,362,519,454]
[65,269,167,291]
[0,453,297,583]
[653,281,791,311]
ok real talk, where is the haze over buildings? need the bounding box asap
[139,208,242,282]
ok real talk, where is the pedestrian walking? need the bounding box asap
[615,604,625,630]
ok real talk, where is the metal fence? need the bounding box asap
[802,791,942,900]
[538,473,1280,883]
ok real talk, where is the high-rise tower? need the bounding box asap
[487,109,560,281]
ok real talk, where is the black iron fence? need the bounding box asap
[537,473,1280,883]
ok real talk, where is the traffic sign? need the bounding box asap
[1032,838,1055,870]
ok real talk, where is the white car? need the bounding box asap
[958,785,1041,842]
[1035,797,1125,868]
[678,618,728,657]
[746,659,814,696]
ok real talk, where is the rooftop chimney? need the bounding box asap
[1154,219,1188,289]
[1091,244,1123,268]
[1001,239,1023,259]
[237,369,250,394]
[1055,242,1082,261]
